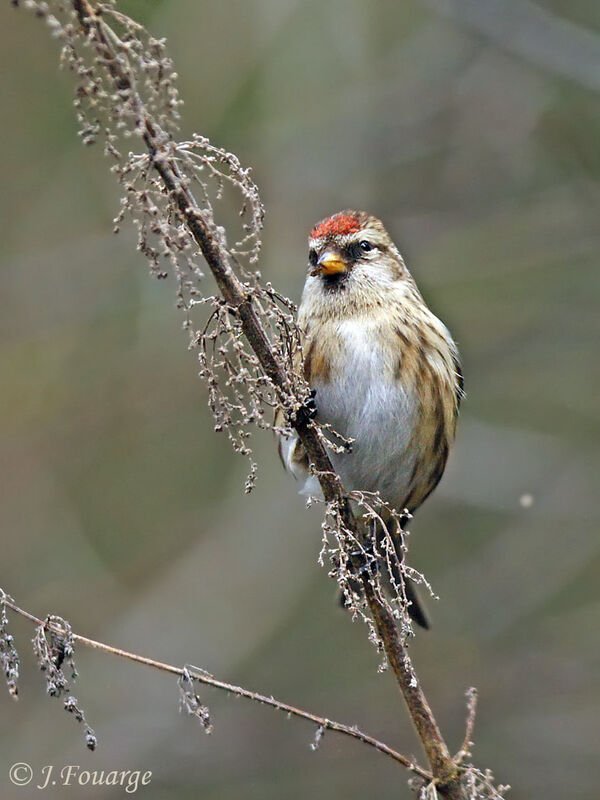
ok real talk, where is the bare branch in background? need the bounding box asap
[8,1,511,797]
[423,0,600,93]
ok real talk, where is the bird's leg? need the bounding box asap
[347,517,378,578]
[304,388,317,417]
[339,517,379,610]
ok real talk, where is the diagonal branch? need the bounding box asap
[2,593,431,781]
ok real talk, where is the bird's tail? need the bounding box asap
[399,570,430,630]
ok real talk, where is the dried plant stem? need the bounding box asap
[455,688,478,766]
[2,596,431,781]
[66,1,463,795]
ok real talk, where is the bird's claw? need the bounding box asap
[289,389,317,426]
[346,547,378,578]
[304,388,317,418]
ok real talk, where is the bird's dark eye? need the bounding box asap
[308,249,318,267]
[348,240,375,259]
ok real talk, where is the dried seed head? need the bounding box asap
[32,615,97,750]
[0,590,20,699]
[178,667,213,735]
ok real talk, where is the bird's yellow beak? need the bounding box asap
[314,250,348,277]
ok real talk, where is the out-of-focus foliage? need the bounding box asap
[0,1,598,798]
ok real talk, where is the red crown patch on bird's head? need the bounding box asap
[310,211,364,240]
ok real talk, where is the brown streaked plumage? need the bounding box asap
[278,211,463,627]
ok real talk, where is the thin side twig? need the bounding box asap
[1,595,431,781]
[455,688,478,765]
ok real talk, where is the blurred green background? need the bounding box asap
[1,1,599,798]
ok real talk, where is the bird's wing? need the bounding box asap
[394,322,462,513]
[274,345,310,476]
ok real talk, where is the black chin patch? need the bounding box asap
[321,271,349,290]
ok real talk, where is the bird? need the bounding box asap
[278,210,463,628]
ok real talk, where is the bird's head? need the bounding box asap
[306,210,407,295]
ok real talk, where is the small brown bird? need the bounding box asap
[279,211,463,627]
